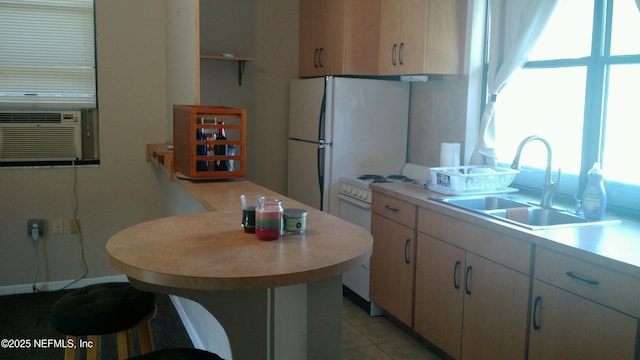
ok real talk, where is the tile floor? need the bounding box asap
[342,297,447,360]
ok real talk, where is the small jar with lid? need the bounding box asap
[284,208,307,234]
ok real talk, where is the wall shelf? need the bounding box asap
[200,54,256,86]
[146,143,174,180]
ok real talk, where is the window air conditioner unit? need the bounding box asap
[0,110,82,162]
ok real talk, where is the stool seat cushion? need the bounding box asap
[51,282,155,336]
[127,348,224,360]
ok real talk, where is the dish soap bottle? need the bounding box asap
[582,162,607,220]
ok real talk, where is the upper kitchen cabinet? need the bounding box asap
[378,0,467,75]
[298,0,381,77]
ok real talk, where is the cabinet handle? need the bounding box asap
[404,239,411,264]
[464,265,472,295]
[533,296,542,330]
[384,204,399,213]
[313,48,320,68]
[391,43,397,66]
[399,42,404,65]
[318,47,324,68]
[453,260,461,289]
[566,271,600,287]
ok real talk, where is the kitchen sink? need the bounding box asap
[431,195,621,230]
[435,195,532,211]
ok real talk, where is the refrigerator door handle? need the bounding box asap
[317,77,329,211]
[318,139,331,148]
[317,145,325,211]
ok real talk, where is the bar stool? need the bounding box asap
[127,348,224,359]
[51,282,156,360]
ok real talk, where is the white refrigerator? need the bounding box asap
[287,76,410,216]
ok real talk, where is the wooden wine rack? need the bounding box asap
[173,105,246,180]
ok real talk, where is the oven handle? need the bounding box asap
[338,194,372,211]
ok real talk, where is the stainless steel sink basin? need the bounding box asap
[434,195,531,211]
[431,195,621,230]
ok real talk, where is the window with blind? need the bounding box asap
[0,0,96,108]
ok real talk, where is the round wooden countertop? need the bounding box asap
[107,182,373,290]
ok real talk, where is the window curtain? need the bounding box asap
[636,0,640,12]
[469,0,559,165]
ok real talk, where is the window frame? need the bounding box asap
[490,0,640,218]
[0,0,99,167]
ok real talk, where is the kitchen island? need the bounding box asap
[106,179,373,360]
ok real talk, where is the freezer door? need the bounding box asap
[289,77,326,141]
[287,139,330,210]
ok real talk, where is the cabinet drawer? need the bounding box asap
[418,207,532,275]
[372,192,416,228]
[535,247,640,317]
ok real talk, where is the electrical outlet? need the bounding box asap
[27,219,44,238]
[53,219,64,235]
[70,219,81,234]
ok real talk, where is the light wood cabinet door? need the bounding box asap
[370,213,415,326]
[378,0,403,74]
[414,233,465,358]
[378,0,466,75]
[299,0,380,77]
[396,0,429,74]
[528,280,638,360]
[299,0,329,77]
[460,253,530,359]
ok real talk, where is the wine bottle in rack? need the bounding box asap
[214,119,228,171]
[196,118,207,171]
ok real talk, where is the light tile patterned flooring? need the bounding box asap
[342,297,447,360]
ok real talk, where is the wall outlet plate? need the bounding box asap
[27,219,44,237]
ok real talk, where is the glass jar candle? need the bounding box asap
[284,208,307,234]
[255,197,284,240]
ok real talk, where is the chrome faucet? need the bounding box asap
[511,135,561,208]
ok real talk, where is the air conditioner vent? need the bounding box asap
[0,111,82,161]
[0,112,65,123]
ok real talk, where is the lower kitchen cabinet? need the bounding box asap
[529,280,637,359]
[370,212,415,326]
[415,207,532,359]
[414,233,465,357]
[529,247,640,359]
[459,252,530,359]
[370,192,417,327]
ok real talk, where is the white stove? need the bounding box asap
[338,164,430,315]
[339,165,430,204]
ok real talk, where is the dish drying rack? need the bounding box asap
[428,166,520,195]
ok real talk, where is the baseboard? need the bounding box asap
[168,295,205,349]
[0,275,127,296]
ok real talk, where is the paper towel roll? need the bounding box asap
[440,143,461,167]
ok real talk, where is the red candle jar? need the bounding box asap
[255,197,284,240]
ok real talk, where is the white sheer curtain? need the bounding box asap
[469,0,559,165]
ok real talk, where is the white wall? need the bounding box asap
[0,0,168,288]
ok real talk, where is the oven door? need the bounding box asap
[338,194,372,299]
[338,194,371,231]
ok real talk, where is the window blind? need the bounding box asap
[0,0,96,108]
